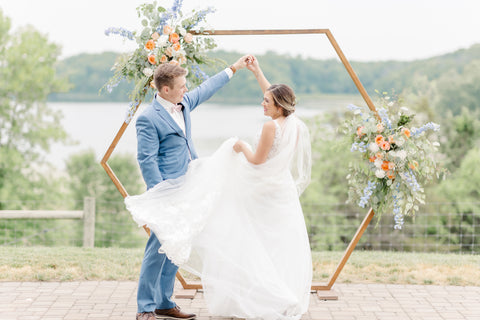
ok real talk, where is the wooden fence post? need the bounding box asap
[83,197,96,248]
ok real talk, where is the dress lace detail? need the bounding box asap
[254,120,282,160]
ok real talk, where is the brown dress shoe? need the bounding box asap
[136,312,156,320]
[154,306,196,319]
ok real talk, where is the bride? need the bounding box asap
[126,56,312,320]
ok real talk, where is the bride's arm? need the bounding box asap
[247,56,270,93]
[233,121,276,165]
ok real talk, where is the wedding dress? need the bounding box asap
[125,114,312,320]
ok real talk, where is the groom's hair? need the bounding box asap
[154,64,187,90]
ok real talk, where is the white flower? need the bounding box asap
[143,68,154,77]
[157,35,169,47]
[396,150,407,160]
[369,143,379,153]
[433,142,440,147]
[178,27,187,36]
[374,158,383,168]
[375,169,386,178]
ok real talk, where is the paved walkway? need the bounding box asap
[0,281,478,320]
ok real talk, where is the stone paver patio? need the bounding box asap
[0,281,478,320]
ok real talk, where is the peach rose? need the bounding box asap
[165,46,173,57]
[403,128,411,138]
[151,32,160,40]
[380,140,390,151]
[387,171,395,179]
[145,39,155,50]
[178,55,187,65]
[160,54,168,63]
[169,32,180,43]
[408,160,419,170]
[375,152,384,159]
[148,55,156,65]
[184,32,193,43]
[357,126,365,137]
[173,42,181,51]
[388,162,395,170]
[163,25,173,35]
[376,123,384,133]
[388,135,395,144]
[369,156,376,163]
[169,59,179,66]
[375,135,384,145]
[150,81,156,88]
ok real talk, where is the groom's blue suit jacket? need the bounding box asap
[136,70,230,190]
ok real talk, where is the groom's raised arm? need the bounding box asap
[184,55,251,111]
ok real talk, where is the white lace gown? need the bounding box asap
[126,115,312,320]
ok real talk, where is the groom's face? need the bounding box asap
[165,76,188,104]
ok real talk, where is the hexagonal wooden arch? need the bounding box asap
[100,29,379,296]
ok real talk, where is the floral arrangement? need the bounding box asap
[343,92,442,229]
[102,0,217,112]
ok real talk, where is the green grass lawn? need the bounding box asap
[0,247,478,286]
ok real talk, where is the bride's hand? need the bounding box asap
[246,55,260,73]
[233,140,245,153]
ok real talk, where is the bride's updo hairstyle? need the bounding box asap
[267,84,296,116]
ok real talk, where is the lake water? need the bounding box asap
[48,98,360,170]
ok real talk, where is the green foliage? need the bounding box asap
[0,9,70,205]
[49,44,480,108]
[65,150,146,247]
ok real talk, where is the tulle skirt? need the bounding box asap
[125,138,312,320]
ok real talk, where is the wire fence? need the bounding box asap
[0,199,479,254]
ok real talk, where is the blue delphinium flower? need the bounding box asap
[392,183,403,229]
[190,65,209,81]
[105,27,134,40]
[186,7,215,29]
[350,141,367,153]
[359,181,377,208]
[377,107,392,129]
[411,122,440,137]
[402,170,421,192]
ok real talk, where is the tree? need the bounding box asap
[65,150,146,247]
[0,10,70,205]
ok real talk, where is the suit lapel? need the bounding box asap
[153,97,186,138]
[180,102,191,139]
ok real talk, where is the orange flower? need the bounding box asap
[403,128,411,138]
[369,156,376,163]
[163,25,173,35]
[388,135,395,144]
[184,32,193,43]
[387,171,395,179]
[380,140,391,151]
[169,32,180,43]
[375,135,384,145]
[169,59,179,66]
[160,54,168,63]
[408,160,419,170]
[148,55,156,65]
[381,161,390,171]
[150,81,156,88]
[145,39,155,50]
[172,42,181,51]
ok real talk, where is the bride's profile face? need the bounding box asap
[262,91,282,119]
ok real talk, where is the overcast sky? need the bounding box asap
[1,0,479,61]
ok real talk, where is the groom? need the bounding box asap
[134,56,249,320]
